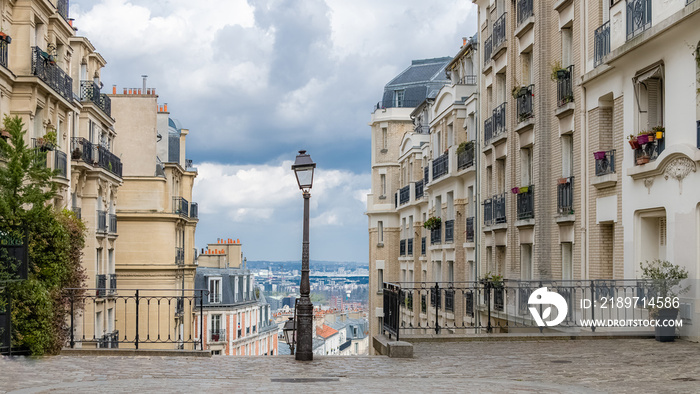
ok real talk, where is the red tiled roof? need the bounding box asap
[316,324,338,339]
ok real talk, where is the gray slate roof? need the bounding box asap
[380,57,451,109]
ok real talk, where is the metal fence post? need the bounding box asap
[70,291,75,348]
[590,280,596,332]
[486,283,492,333]
[199,289,204,350]
[135,289,139,350]
[434,282,440,335]
[395,287,401,342]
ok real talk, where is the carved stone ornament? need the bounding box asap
[643,177,654,194]
[663,157,696,195]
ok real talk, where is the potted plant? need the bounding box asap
[423,216,441,231]
[637,131,649,145]
[653,126,664,140]
[636,153,650,165]
[511,85,528,99]
[628,134,640,149]
[480,272,504,289]
[36,129,57,152]
[640,260,689,342]
[550,61,568,81]
[456,141,473,154]
[519,186,529,194]
[72,147,82,159]
[558,177,569,185]
[511,187,519,195]
[593,151,606,160]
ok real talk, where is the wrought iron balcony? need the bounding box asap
[444,219,454,243]
[556,65,574,107]
[466,217,475,242]
[484,198,493,227]
[492,102,507,140]
[493,193,507,224]
[493,13,507,52]
[430,287,441,308]
[430,223,442,245]
[516,185,535,220]
[57,0,70,23]
[557,177,574,215]
[70,137,94,164]
[415,179,424,199]
[423,166,429,184]
[594,21,610,68]
[173,197,189,217]
[407,238,413,256]
[445,289,455,312]
[109,274,117,296]
[399,185,410,205]
[96,274,107,297]
[517,0,533,26]
[483,36,492,66]
[594,150,616,176]
[633,140,662,166]
[209,329,226,342]
[31,47,73,103]
[100,94,111,117]
[175,247,185,266]
[421,237,426,255]
[97,210,107,233]
[54,150,67,178]
[432,153,449,180]
[516,85,534,122]
[484,117,493,144]
[108,214,117,234]
[190,202,198,219]
[626,0,651,41]
[459,75,477,85]
[0,37,8,70]
[400,239,406,256]
[96,145,122,177]
[80,80,101,106]
[457,142,474,170]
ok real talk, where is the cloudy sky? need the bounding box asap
[70,0,477,263]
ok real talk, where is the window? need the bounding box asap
[447,261,454,283]
[562,28,573,67]
[394,90,405,107]
[447,123,454,148]
[382,128,387,149]
[378,221,384,243]
[496,159,505,194]
[522,52,533,85]
[521,244,533,280]
[562,135,573,178]
[208,277,222,303]
[211,314,221,333]
[212,350,221,356]
[486,166,493,196]
[496,73,506,104]
[377,269,383,292]
[633,65,665,157]
[562,243,573,280]
[380,174,386,196]
[521,148,532,186]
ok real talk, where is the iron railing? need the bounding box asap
[516,185,535,220]
[70,137,94,164]
[484,117,493,144]
[55,150,67,178]
[407,238,413,256]
[0,38,8,69]
[173,197,189,217]
[517,0,533,26]
[109,214,117,234]
[209,329,226,342]
[421,237,426,255]
[626,0,651,41]
[31,47,73,103]
[466,217,475,242]
[175,247,185,266]
[444,219,454,243]
[484,198,493,227]
[97,274,107,297]
[430,223,442,245]
[80,81,112,117]
[493,193,507,224]
[594,150,616,176]
[415,179,424,199]
[457,143,475,170]
[423,166,429,185]
[190,202,198,219]
[384,280,660,336]
[483,35,492,66]
[557,176,574,215]
[56,0,69,22]
[516,85,534,122]
[557,65,574,107]
[97,210,107,233]
[492,102,507,141]
[594,21,610,67]
[400,239,406,256]
[493,12,507,51]
[634,141,661,165]
[109,274,117,296]
[399,185,410,205]
[96,146,122,177]
[432,153,449,180]
[65,288,207,350]
[460,75,477,85]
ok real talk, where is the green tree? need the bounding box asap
[0,115,86,355]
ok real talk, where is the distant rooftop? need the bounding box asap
[377,57,451,110]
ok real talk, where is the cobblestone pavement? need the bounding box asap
[2,339,700,393]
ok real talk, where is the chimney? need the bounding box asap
[462,37,467,47]
[142,75,148,93]
[112,85,116,94]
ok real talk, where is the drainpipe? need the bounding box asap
[581,0,589,280]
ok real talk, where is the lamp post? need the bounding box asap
[291,150,315,361]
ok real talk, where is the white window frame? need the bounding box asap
[208,277,222,303]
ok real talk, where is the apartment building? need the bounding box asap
[583,0,700,339]
[195,239,278,356]
[474,0,584,287]
[110,87,199,348]
[367,57,451,347]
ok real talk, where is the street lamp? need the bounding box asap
[291,150,315,361]
[282,317,296,354]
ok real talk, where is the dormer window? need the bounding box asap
[394,90,405,107]
[208,277,221,303]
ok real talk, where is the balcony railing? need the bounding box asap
[421,237,426,255]
[517,0,533,26]
[557,65,574,107]
[494,193,507,224]
[594,150,616,176]
[173,197,189,217]
[108,214,117,234]
[444,219,454,243]
[493,13,507,52]
[415,179,424,199]
[109,274,117,296]
[175,247,185,266]
[484,117,493,144]
[0,37,8,69]
[516,185,535,220]
[633,140,662,165]
[407,238,413,256]
[81,81,112,117]
[466,217,475,242]
[557,176,574,215]
[457,143,474,170]
[483,35,492,66]
[400,239,406,256]
[399,185,410,205]
[594,21,610,68]
[96,146,122,177]
[209,329,226,342]
[626,0,651,41]
[54,150,67,178]
[432,153,449,180]
[96,274,107,297]
[423,166,429,185]
[516,85,534,122]
[31,47,73,103]
[190,202,198,219]
[459,75,477,85]
[97,210,107,233]
[430,223,442,245]
[492,102,507,141]
[484,198,493,227]
[57,0,69,22]
[70,137,94,164]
